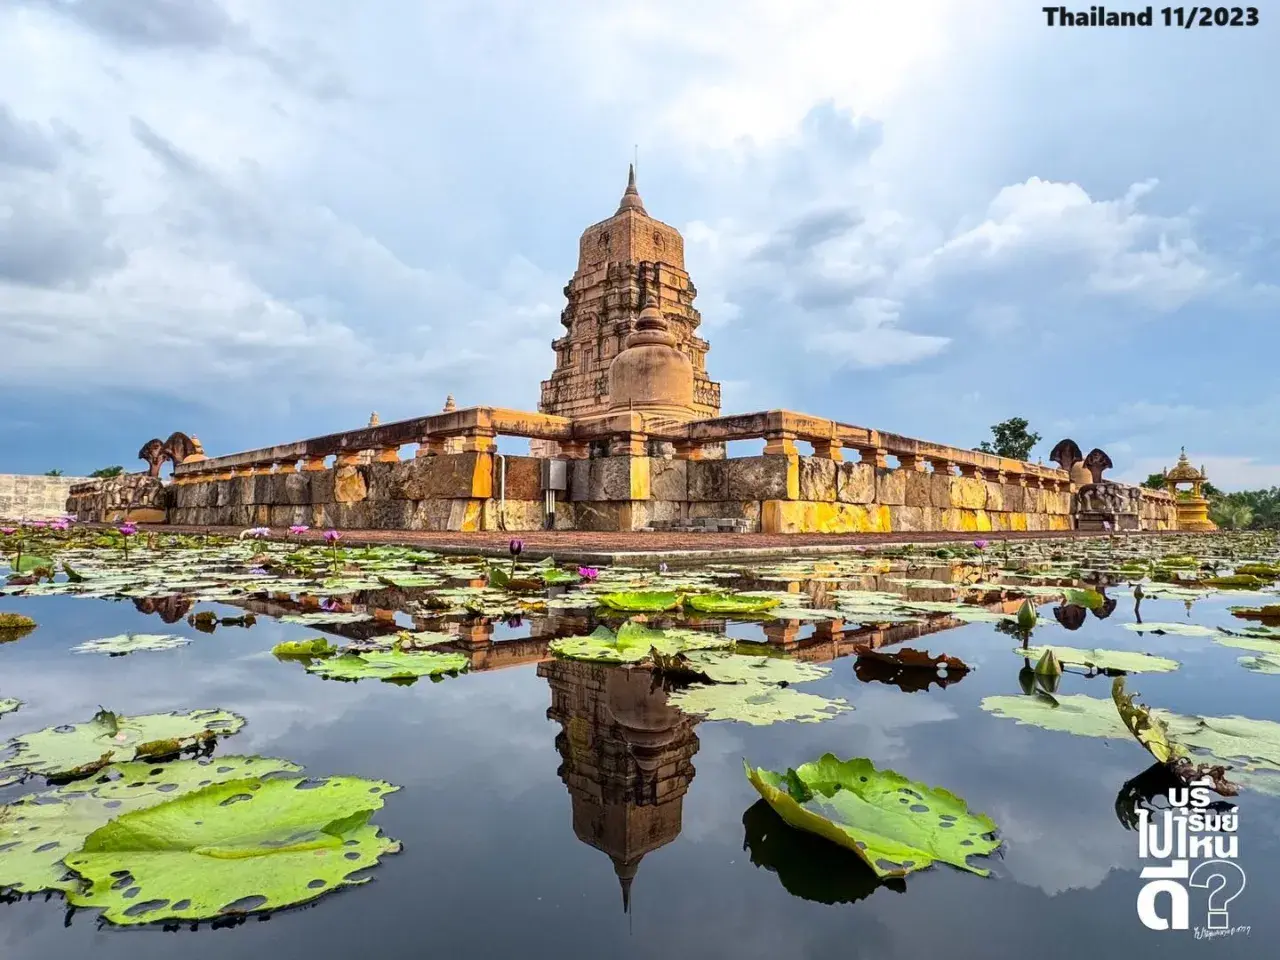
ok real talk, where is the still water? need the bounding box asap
[1,557,1273,959]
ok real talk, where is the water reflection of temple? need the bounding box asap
[538,658,699,913]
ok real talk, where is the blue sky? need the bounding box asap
[1,0,1275,488]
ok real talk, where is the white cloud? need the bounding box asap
[805,298,950,368]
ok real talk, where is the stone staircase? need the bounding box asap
[644,517,754,534]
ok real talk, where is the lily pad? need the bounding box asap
[1238,654,1280,675]
[744,754,1001,878]
[1122,622,1221,637]
[596,591,683,612]
[271,638,339,660]
[683,593,782,615]
[65,774,401,925]
[277,612,373,625]
[71,634,190,655]
[0,698,20,717]
[1063,588,1106,611]
[1019,645,1180,674]
[305,649,468,682]
[669,682,849,725]
[549,623,730,664]
[0,755,302,895]
[679,649,830,685]
[979,694,1131,740]
[0,708,246,785]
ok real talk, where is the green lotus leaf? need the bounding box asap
[1156,711,1280,774]
[682,593,782,615]
[979,693,1132,739]
[549,622,730,664]
[1229,605,1280,621]
[669,682,849,726]
[0,755,301,894]
[767,607,842,620]
[539,567,581,585]
[1020,645,1180,674]
[71,634,190,655]
[304,649,468,682]
[1122,622,1222,637]
[1214,634,1280,654]
[1063,588,1106,610]
[64,774,401,925]
[596,591,684,612]
[395,630,457,649]
[1112,678,1186,765]
[0,708,246,785]
[1233,564,1280,578]
[744,754,1001,878]
[679,649,830,685]
[0,697,20,717]
[1202,574,1267,590]
[271,638,340,660]
[1239,654,1280,675]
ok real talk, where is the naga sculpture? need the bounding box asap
[1048,438,1084,474]
[137,432,205,477]
[1083,448,1114,485]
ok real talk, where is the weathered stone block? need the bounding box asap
[904,471,932,508]
[364,462,399,501]
[233,477,256,507]
[761,500,891,534]
[496,456,542,501]
[798,457,837,502]
[334,502,371,528]
[647,499,685,525]
[688,460,730,501]
[283,473,310,506]
[399,454,488,500]
[310,470,336,504]
[890,505,927,532]
[688,501,760,524]
[727,456,791,501]
[650,458,688,502]
[1002,483,1025,513]
[593,457,648,501]
[876,468,906,506]
[836,462,875,504]
[408,499,454,531]
[269,505,307,527]
[574,501,646,532]
[370,500,414,529]
[480,499,545,531]
[985,482,1004,512]
[214,481,233,508]
[334,466,368,504]
[950,476,988,510]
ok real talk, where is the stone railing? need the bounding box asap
[156,406,1088,535]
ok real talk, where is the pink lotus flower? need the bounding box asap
[30,521,46,529]
[289,524,310,535]
[0,527,15,536]
[577,566,599,581]
[323,529,342,543]
[118,522,138,536]
[974,539,989,550]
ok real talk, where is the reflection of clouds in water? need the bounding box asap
[842,684,958,763]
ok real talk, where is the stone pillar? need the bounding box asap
[897,454,928,473]
[763,431,798,456]
[416,436,448,458]
[855,446,889,469]
[927,458,957,476]
[302,456,328,472]
[374,446,401,463]
[811,440,844,462]
[609,432,648,457]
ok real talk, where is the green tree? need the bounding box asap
[90,466,124,478]
[44,469,63,476]
[976,417,1041,461]
[1141,472,1167,490]
[1210,499,1253,531]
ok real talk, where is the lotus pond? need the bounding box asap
[2,526,1279,957]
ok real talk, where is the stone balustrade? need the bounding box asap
[114,405,1182,536]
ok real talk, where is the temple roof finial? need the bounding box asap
[615,163,648,216]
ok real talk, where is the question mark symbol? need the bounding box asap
[1190,860,1246,930]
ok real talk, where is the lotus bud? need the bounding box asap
[1016,598,1038,631]
[1036,671,1061,695]
[1034,647,1063,678]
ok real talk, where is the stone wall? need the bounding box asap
[1139,490,1179,531]
[556,455,1076,534]
[0,474,93,520]
[66,475,168,524]
[155,451,1086,534]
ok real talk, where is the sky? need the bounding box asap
[0,0,1276,489]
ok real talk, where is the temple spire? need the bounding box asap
[615,163,648,216]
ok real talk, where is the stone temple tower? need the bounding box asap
[538,166,721,424]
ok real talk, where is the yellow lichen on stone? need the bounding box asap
[469,453,494,500]
[630,457,651,501]
[949,476,988,510]
[1010,512,1028,532]
[761,500,891,534]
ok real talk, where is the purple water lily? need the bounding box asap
[324,529,342,543]
[973,539,989,550]
[118,522,138,536]
[577,566,599,581]
[509,538,524,557]
[241,526,271,539]
[289,524,310,536]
